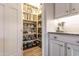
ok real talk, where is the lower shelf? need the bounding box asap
[23,40,41,50]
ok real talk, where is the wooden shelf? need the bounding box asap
[38,20,42,22]
[23,11,38,15]
[38,26,42,28]
[23,33,37,35]
[38,33,42,34]
[23,20,37,22]
[23,39,38,43]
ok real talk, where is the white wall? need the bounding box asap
[47,14,79,34]
[42,3,54,56]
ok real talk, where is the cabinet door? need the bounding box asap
[55,3,70,18]
[4,5,18,56]
[0,5,4,56]
[48,39,65,56]
[67,44,79,56]
[71,3,79,14]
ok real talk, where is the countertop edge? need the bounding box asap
[48,32,79,36]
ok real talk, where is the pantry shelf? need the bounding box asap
[22,3,42,50]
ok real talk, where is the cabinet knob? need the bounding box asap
[54,36,57,39]
[21,47,23,50]
[76,41,79,43]
[72,8,75,11]
[66,11,68,13]
[60,44,63,47]
[67,47,70,50]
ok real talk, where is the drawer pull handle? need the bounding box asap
[54,36,57,39]
[66,11,68,13]
[60,45,63,47]
[67,47,70,50]
[57,44,63,47]
[76,41,79,43]
[72,8,75,10]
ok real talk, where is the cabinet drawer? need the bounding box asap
[49,34,65,42]
[64,35,79,45]
[49,34,60,39]
[49,34,79,45]
[50,39,65,47]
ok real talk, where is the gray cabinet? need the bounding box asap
[54,3,70,18]
[48,36,65,56]
[48,33,79,56]
[71,3,79,14]
[67,44,79,56]
[54,3,79,18]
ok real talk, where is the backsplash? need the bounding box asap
[47,14,79,34]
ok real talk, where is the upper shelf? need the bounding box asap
[23,20,37,23]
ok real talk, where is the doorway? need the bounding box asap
[22,3,42,56]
